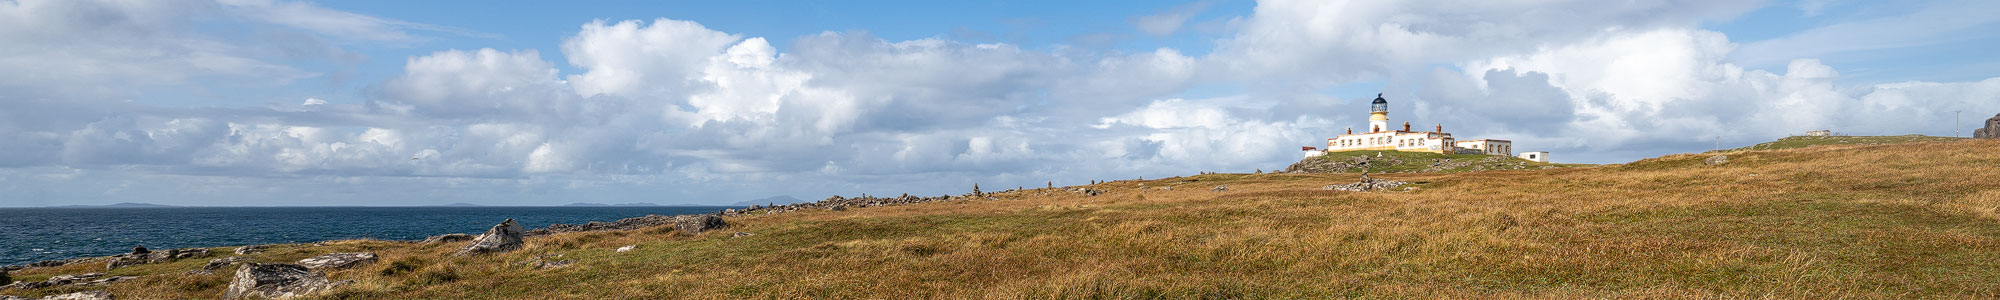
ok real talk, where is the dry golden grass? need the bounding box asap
[8,139,2000,299]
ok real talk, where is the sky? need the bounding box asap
[2,0,1998,206]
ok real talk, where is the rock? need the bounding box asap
[225,263,343,300]
[1212,185,1229,192]
[234,245,268,255]
[103,256,145,270]
[0,295,26,300]
[191,256,252,275]
[47,273,104,283]
[524,214,678,236]
[1975,113,2000,139]
[80,276,136,286]
[130,246,149,255]
[297,252,377,270]
[522,254,572,269]
[1704,155,1728,166]
[731,232,754,238]
[831,205,847,211]
[615,245,636,253]
[40,291,114,300]
[455,219,525,256]
[1322,178,1411,192]
[421,233,476,244]
[675,215,728,235]
[1,269,9,285]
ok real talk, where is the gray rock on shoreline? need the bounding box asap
[225,263,344,300]
[298,252,377,270]
[456,219,525,256]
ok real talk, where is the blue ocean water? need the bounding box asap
[0,206,733,266]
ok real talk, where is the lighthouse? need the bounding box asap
[1368,93,1389,132]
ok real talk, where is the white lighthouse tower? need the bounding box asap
[1368,93,1389,132]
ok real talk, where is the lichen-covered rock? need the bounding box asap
[455,219,525,256]
[421,233,476,244]
[40,291,113,300]
[234,245,267,255]
[674,215,728,235]
[189,256,252,275]
[105,248,210,270]
[224,263,342,300]
[1323,179,1411,192]
[297,252,377,270]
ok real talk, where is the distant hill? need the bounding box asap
[731,195,807,207]
[50,202,175,208]
[564,202,664,207]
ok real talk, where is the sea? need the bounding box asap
[0,206,734,266]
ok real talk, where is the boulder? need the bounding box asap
[1212,185,1229,192]
[234,245,267,255]
[297,252,377,270]
[421,233,476,244]
[674,215,728,235]
[224,263,343,300]
[1704,155,1728,166]
[1,269,9,285]
[106,248,210,270]
[455,219,525,256]
[40,291,114,300]
[190,256,252,275]
[731,232,754,238]
[1977,113,1999,139]
[47,273,104,284]
[615,245,636,253]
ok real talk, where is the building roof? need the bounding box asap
[1457,139,1512,143]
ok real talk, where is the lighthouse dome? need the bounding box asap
[1370,93,1388,113]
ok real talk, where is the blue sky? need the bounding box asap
[2,0,1997,206]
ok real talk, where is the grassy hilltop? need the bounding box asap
[7,136,2000,299]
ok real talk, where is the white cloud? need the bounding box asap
[1734,1,2000,68]
[1133,1,1215,36]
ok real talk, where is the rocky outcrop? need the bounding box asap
[31,291,113,300]
[1977,113,1999,139]
[456,219,525,256]
[421,233,475,244]
[1323,178,1411,192]
[675,215,728,235]
[1704,155,1729,166]
[297,252,377,270]
[105,248,209,270]
[190,256,252,275]
[234,245,267,255]
[1,273,132,290]
[525,215,678,236]
[224,263,343,300]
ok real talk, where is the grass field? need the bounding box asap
[7,138,2000,299]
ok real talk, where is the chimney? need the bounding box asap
[1346,127,1353,134]
[1402,121,1411,132]
[1435,123,1442,133]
